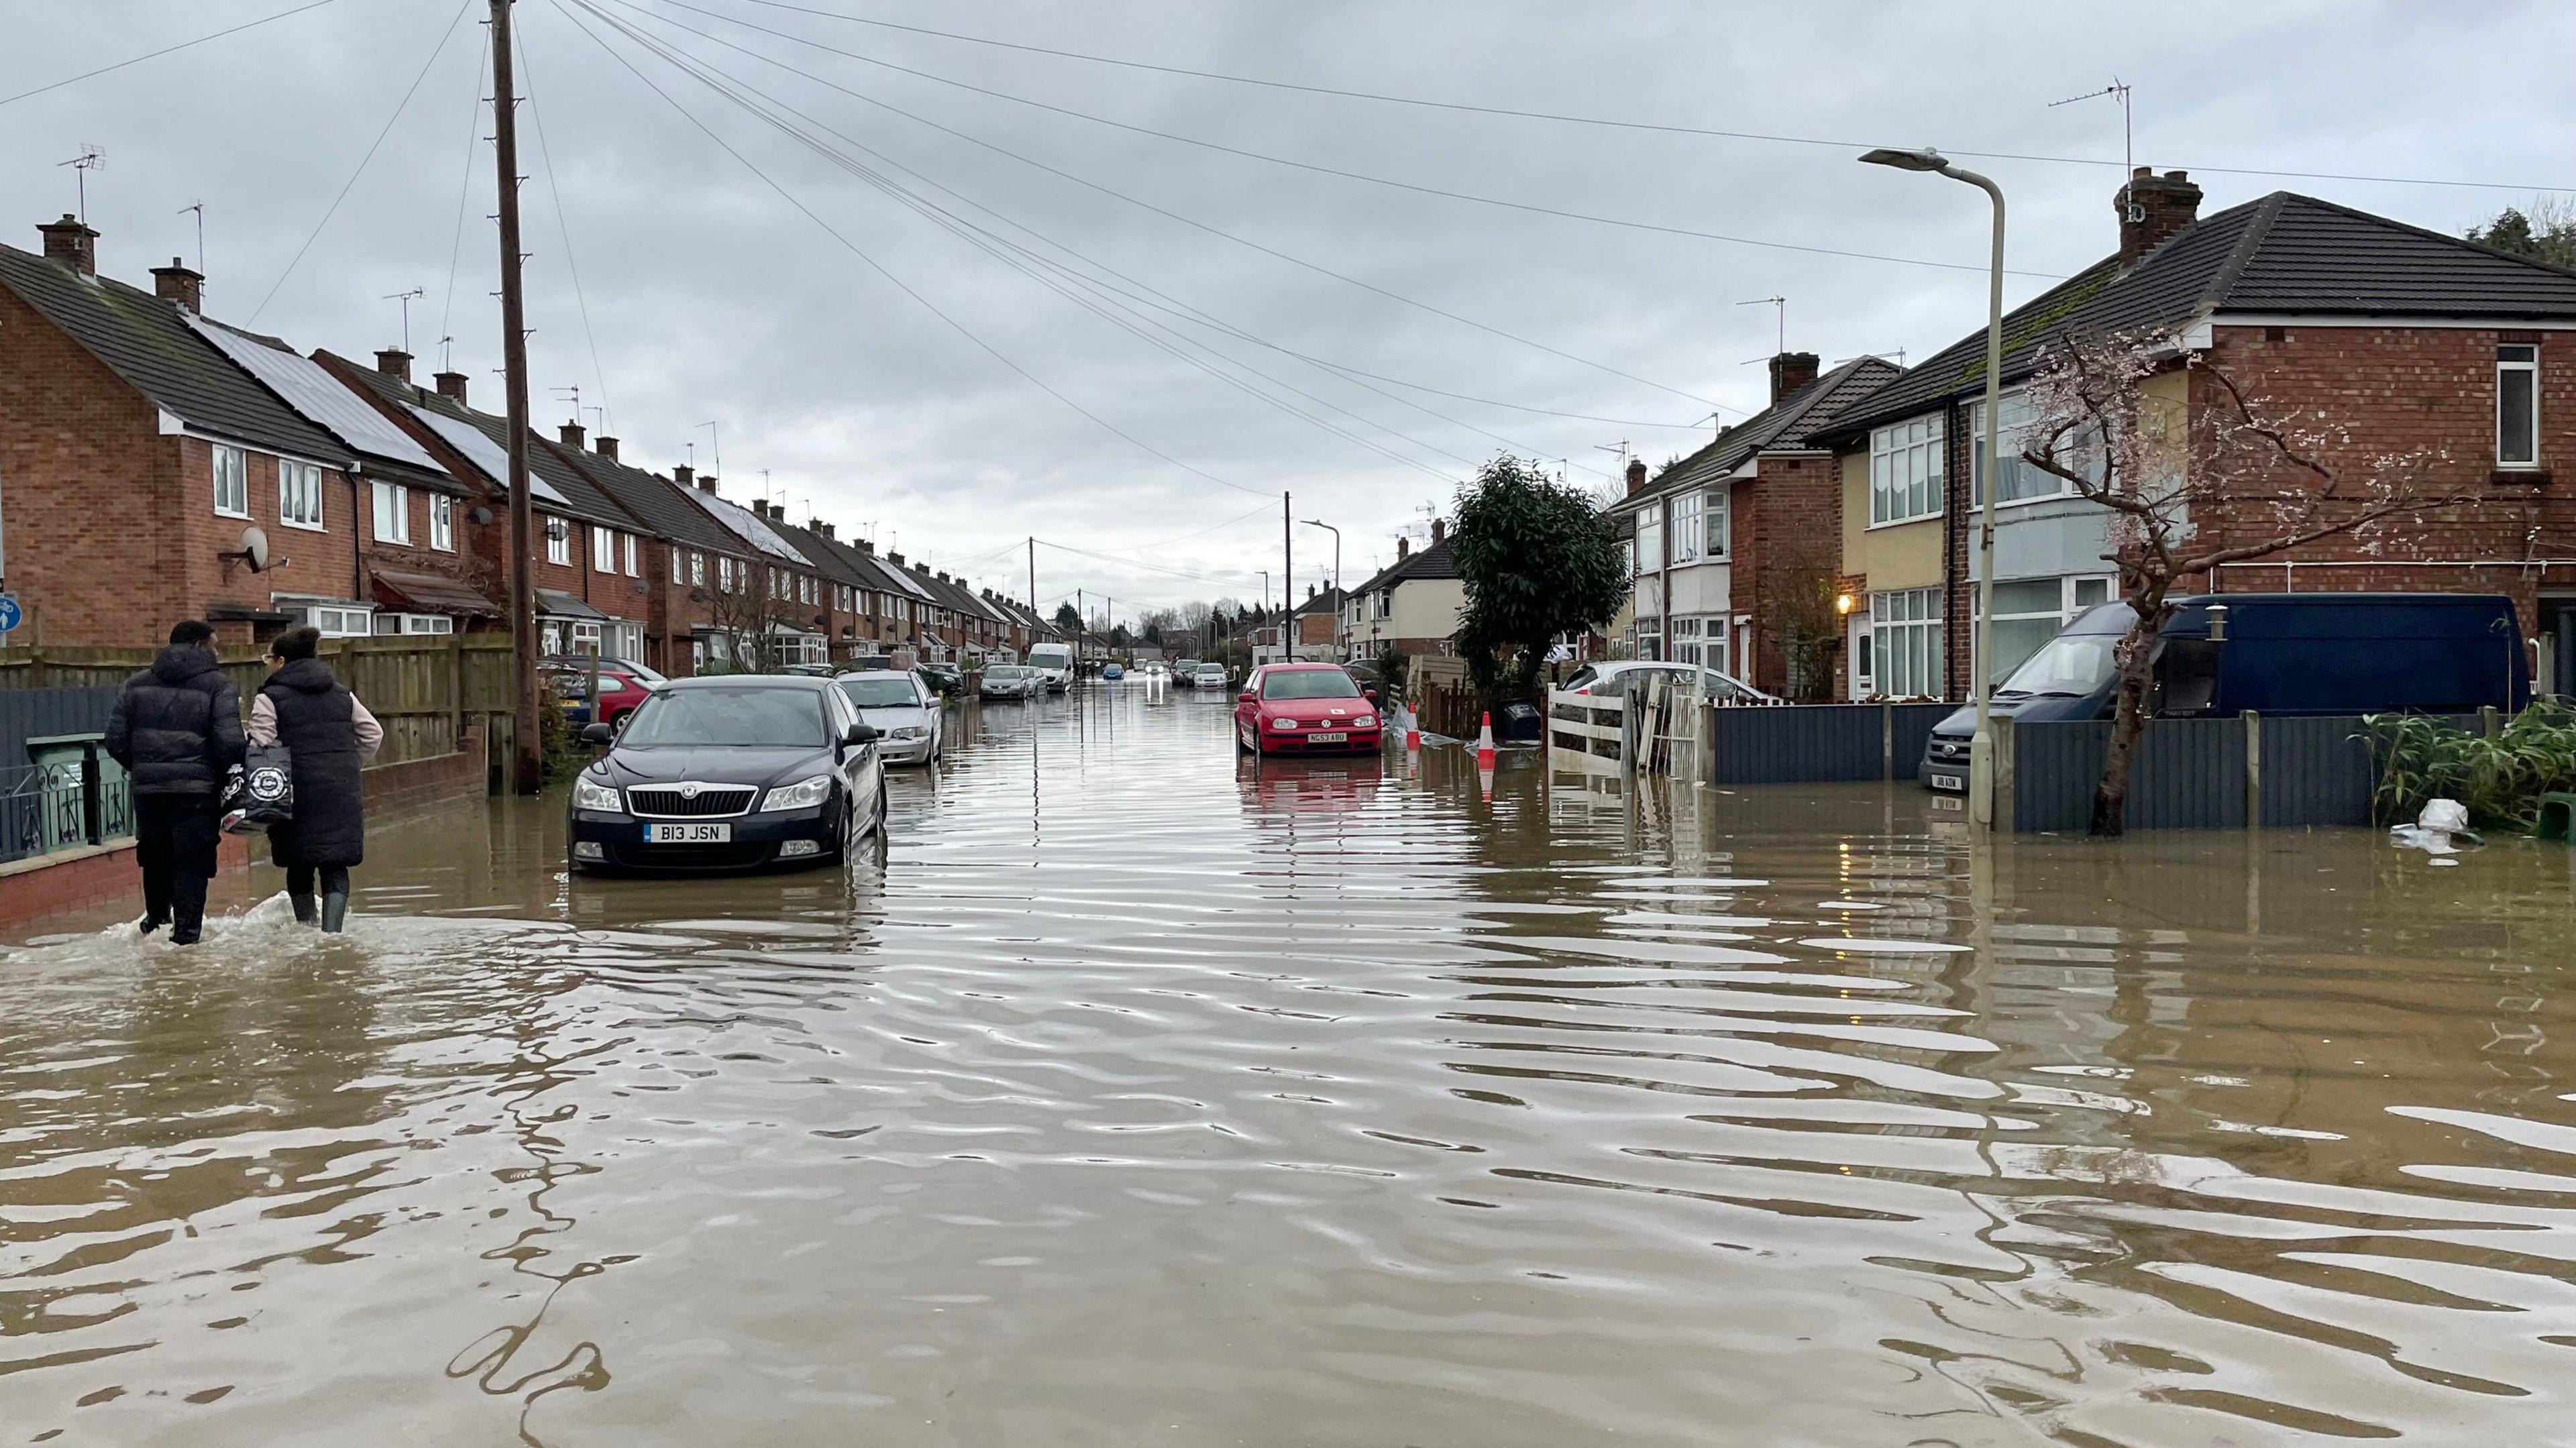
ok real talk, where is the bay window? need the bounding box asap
[1671,492,1702,564]
[1869,588,1944,698]
[1635,506,1664,575]
[1869,415,1943,525]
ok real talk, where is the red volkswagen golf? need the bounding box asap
[1234,663,1384,756]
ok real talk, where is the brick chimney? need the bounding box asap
[1625,457,1648,495]
[433,370,468,404]
[593,435,619,463]
[558,420,584,449]
[151,258,203,313]
[700,474,719,494]
[815,521,835,541]
[1396,537,1411,561]
[857,538,874,554]
[376,349,412,384]
[888,551,906,567]
[1430,518,1446,547]
[2117,168,2203,268]
[38,215,96,276]
[672,463,693,488]
[1767,351,1820,404]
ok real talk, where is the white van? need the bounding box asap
[1025,641,1076,692]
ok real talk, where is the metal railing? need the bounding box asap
[0,738,133,866]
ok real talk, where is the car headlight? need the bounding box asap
[1271,716,1297,729]
[761,775,835,812]
[573,776,622,812]
[1354,714,1377,727]
[892,725,928,739]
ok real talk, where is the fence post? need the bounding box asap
[2480,705,2502,738]
[2243,710,2263,830]
[1991,715,2016,832]
[1881,701,1894,783]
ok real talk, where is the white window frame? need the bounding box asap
[592,525,616,573]
[372,611,454,636]
[1705,488,1730,558]
[691,552,706,588]
[624,533,640,577]
[429,492,454,552]
[545,517,572,567]
[1970,392,2105,507]
[1980,575,2111,685]
[2499,344,2540,468]
[1869,414,1945,526]
[284,599,372,637]
[213,444,250,518]
[278,459,325,531]
[372,480,411,545]
[1868,587,1945,699]
[1635,506,1664,575]
[1670,491,1702,565]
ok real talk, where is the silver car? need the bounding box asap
[836,669,943,766]
[980,663,1042,700]
[1191,663,1232,691]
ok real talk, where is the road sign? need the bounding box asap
[0,594,21,633]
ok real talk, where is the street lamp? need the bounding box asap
[1300,518,1340,658]
[1860,146,2005,830]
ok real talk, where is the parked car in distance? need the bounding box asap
[847,654,898,673]
[1339,659,1387,708]
[836,669,943,766]
[1191,663,1232,691]
[980,663,1043,700]
[916,662,963,698]
[1558,660,1774,704]
[1172,659,1203,687]
[1919,592,2532,793]
[777,663,839,678]
[545,655,667,685]
[569,675,885,873]
[1025,641,1077,692]
[543,660,659,728]
[1234,663,1383,755]
[1102,663,1124,681]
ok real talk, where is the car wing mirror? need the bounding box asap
[578,721,614,746]
[845,722,879,746]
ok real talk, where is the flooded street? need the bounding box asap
[5,687,2576,1446]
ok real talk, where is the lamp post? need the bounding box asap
[1860,146,2005,829]
[1300,518,1340,658]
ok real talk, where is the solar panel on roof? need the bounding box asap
[692,490,812,565]
[409,406,568,505]
[189,319,450,477]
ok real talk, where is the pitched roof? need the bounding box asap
[0,243,352,464]
[1619,356,1900,514]
[188,318,453,489]
[1825,191,2576,437]
[551,443,746,555]
[1295,586,1345,616]
[322,353,632,526]
[1354,536,1456,596]
[686,488,812,565]
[765,518,878,590]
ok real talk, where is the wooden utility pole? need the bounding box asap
[1282,490,1291,641]
[491,0,541,793]
[1027,537,1036,623]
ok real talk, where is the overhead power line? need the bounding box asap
[0,0,346,110]
[620,0,1723,413]
[251,0,476,323]
[517,23,614,433]
[658,0,2053,278]
[705,0,2576,196]
[551,0,1277,501]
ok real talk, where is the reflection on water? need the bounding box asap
[3,687,2574,1444]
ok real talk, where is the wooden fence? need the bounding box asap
[0,636,519,777]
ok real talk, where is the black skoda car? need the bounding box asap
[568,675,886,873]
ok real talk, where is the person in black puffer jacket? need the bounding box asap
[105,619,246,944]
[250,627,383,932]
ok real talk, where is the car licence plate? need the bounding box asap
[644,822,732,843]
[1308,731,1347,744]
[1928,773,1964,792]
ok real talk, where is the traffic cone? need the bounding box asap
[1474,711,1497,769]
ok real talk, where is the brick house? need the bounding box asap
[321,351,653,662]
[765,511,885,663]
[1612,351,1897,695]
[0,219,385,646]
[1821,171,2576,700]
[549,431,753,677]
[673,483,829,668]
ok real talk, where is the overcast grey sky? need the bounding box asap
[6,1,2570,618]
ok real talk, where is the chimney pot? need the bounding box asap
[376,349,413,384]
[558,420,585,449]
[433,370,469,404]
[38,215,96,276]
[151,257,203,312]
[594,435,618,462]
[1430,518,1445,546]
[2117,166,2204,268]
[1625,457,1649,495]
[1766,350,1821,405]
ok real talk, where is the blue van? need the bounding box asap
[1920,592,2528,792]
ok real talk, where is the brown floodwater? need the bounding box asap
[4,687,2575,1446]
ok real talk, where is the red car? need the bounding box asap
[1234,663,1384,755]
[544,659,661,729]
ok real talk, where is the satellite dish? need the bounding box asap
[467,504,494,526]
[219,524,270,578]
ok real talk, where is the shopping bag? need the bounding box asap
[221,742,295,830]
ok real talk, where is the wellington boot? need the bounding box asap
[320,891,349,934]
[290,893,317,926]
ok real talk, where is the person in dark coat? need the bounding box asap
[250,626,382,932]
[104,619,246,944]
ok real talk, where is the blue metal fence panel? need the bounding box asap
[2259,714,2374,828]
[1700,702,1957,785]
[0,685,123,765]
[0,687,129,865]
[2134,717,2247,829]
[2012,720,2108,832]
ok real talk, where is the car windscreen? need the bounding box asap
[839,677,921,708]
[1997,633,2120,696]
[621,687,826,747]
[1263,671,1358,700]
